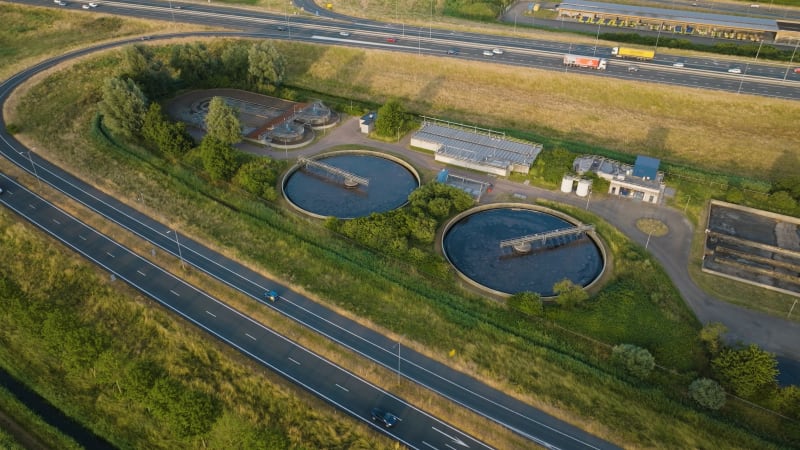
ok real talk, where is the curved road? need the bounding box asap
[0,34,620,450]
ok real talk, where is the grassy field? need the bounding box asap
[274,42,800,180]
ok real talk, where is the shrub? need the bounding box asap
[507,292,544,316]
[689,378,726,410]
[612,344,655,378]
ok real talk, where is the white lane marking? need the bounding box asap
[170,289,180,296]
[52,218,61,225]
[288,357,301,365]
[246,333,256,341]
[106,251,115,258]
[28,204,36,209]
[206,310,216,317]
[136,270,146,276]
[335,384,349,392]
[431,427,469,447]
[79,235,87,240]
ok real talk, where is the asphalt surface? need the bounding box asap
[13,0,800,98]
[264,117,800,372]
[0,35,621,450]
[0,1,797,446]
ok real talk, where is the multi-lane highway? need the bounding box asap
[11,0,800,98]
[0,27,622,450]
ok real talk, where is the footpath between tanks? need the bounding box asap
[238,116,800,382]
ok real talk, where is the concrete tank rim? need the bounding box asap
[439,202,607,298]
[281,149,422,220]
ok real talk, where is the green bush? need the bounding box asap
[612,344,655,379]
[689,378,726,410]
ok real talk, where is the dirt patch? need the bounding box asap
[635,218,668,237]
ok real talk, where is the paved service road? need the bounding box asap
[0,37,619,449]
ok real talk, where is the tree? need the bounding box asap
[205,96,241,145]
[141,103,193,159]
[247,41,286,91]
[170,43,218,85]
[507,292,544,316]
[121,44,171,98]
[232,159,278,200]
[689,378,726,410]
[699,322,727,357]
[220,42,250,87]
[552,279,588,308]
[712,344,778,399]
[374,98,406,138]
[200,136,239,181]
[612,344,655,378]
[99,77,148,139]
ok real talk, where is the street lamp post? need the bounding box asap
[783,39,799,81]
[429,0,433,38]
[654,23,663,52]
[514,13,518,33]
[593,21,601,56]
[737,63,749,94]
[754,39,764,62]
[167,230,185,269]
[27,150,42,188]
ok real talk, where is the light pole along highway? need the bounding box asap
[0,31,620,450]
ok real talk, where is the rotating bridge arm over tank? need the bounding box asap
[298,156,370,187]
[499,224,595,252]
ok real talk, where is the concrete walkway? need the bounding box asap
[243,117,800,366]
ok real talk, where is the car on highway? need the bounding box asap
[55,1,67,5]
[492,48,504,55]
[627,65,639,72]
[386,37,397,43]
[82,3,90,8]
[794,67,800,74]
[727,67,742,74]
[88,2,98,6]
[672,61,685,68]
[0,186,4,195]
[263,290,279,303]
[339,31,350,37]
[370,407,399,428]
[277,25,287,31]
[482,50,494,56]
[446,48,459,55]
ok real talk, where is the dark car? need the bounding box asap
[263,290,279,302]
[277,25,287,31]
[386,37,397,43]
[446,48,459,55]
[370,407,399,428]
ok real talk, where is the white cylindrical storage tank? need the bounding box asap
[576,178,592,197]
[560,175,574,193]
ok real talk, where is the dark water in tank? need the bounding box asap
[283,154,419,219]
[443,208,604,297]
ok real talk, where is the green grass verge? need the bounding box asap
[8,42,800,447]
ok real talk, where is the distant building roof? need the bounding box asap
[633,155,660,181]
[361,112,377,125]
[558,1,778,31]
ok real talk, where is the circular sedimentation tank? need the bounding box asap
[441,204,606,297]
[282,151,420,219]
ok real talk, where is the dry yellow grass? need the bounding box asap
[278,41,800,179]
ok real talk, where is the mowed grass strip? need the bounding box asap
[277,42,800,179]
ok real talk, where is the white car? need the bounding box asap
[672,62,685,68]
[339,31,350,37]
[88,2,98,6]
[82,3,90,8]
[727,67,742,74]
[492,48,504,55]
[56,1,67,5]
[482,50,494,56]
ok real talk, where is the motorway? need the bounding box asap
[1,1,798,448]
[0,27,623,450]
[12,0,800,99]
